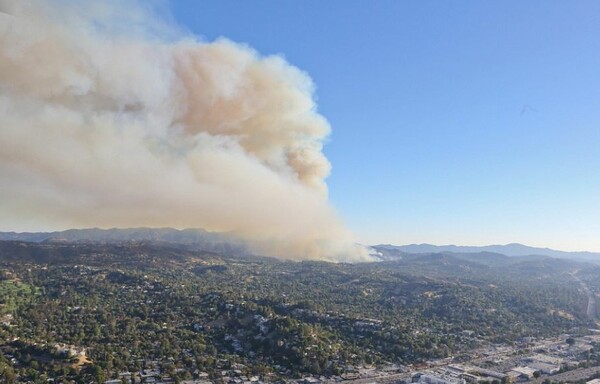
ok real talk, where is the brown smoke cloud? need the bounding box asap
[0,0,371,261]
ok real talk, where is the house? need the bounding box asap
[302,377,321,384]
[509,367,538,381]
[471,368,507,381]
[528,362,559,375]
[416,373,465,384]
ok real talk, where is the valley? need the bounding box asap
[1,236,600,383]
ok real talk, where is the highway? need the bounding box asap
[572,271,597,321]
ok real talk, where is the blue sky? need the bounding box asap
[169,1,600,251]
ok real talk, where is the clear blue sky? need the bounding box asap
[169,1,600,251]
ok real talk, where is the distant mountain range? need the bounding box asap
[373,243,600,262]
[0,227,222,243]
[1,228,599,263]
[0,227,249,256]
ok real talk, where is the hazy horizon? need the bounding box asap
[2,226,600,255]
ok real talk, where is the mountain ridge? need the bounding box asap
[2,228,600,262]
[0,227,221,242]
[374,242,600,262]
[0,227,250,257]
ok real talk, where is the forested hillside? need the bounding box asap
[0,240,595,382]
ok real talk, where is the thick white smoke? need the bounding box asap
[0,0,371,261]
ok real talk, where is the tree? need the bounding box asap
[89,365,104,383]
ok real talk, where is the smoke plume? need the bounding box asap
[0,0,370,261]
